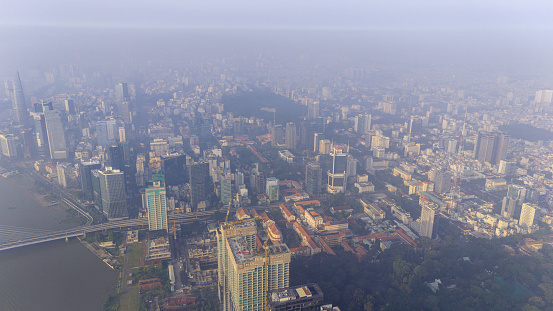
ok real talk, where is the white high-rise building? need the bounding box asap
[519,203,538,228]
[217,221,290,311]
[419,204,438,238]
[535,90,553,104]
[146,174,168,231]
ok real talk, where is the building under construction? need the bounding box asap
[217,220,291,311]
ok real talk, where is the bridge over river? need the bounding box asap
[0,210,215,252]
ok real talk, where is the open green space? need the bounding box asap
[119,287,140,311]
[127,243,144,268]
[499,123,553,142]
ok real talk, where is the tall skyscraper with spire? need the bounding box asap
[11,72,29,126]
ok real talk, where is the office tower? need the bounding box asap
[56,163,69,187]
[271,125,285,147]
[44,110,67,159]
[115,82,130,102]
[408,116,423,136]
[34,100,53,113]
[535,90,553,104]
[305,161,322,195]
[217,221,290,311]
[266,177,280,202]
[20,128,37,159]
[498,160,516,175]
[118,126,126,143]
[474,132,496,164]
[235,171,245,189]
[507,184,527,206]
[10,72,29,126]
[446,139,457,154]
[327,145,348,194]
[266,283,324,311]
[91,169,103,211]
[298,121,310,148]
[99,168,128,219]
[253,171,266,194]
[0,133,19,158]
[285,122,297,149]
[95,119,119,147]
[434,171,452,194]
[161,154,188,186]
[494,133,510,165]
[307,101,319,119]
[519,203,538,227]
[220,170,232,204]
[64,99,75,115]
[79,161,101,202]
[354,113,371,134]
[501,196,518,219]
[107,143,125,171]
[146,174,168,231]
[365,157,374,171]
[189,162,210,207]
[346,155,357,178]
[419,205,437,238]
[318,139,332,155]
[474,132,510,165]
[313,133,323,153]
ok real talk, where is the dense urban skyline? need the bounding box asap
[1,2,553,310]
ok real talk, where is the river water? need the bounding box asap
[0,175,117,311]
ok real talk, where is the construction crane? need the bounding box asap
[224,199,232,224]
[263,239,269,311]
[149,154,181,175]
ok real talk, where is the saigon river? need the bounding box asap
[0,175,117,311]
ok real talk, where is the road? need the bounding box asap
[0,211,215,251]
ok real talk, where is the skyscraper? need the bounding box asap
[44,109,67,159]
[266,177,280,202]
[519,203,538,228]
[327,145,348,194]
[95,119,119,147]
[99,168,128,220]
[11,72,29,126]
[285,122,297,149]
[92,169,103,211]
[501,196,517,219]
[474,132,510,165]
[434,171,452,194]
[419,204,437,238]
[115,82,130,102]
[271,125,285,147]
[64,99,75,115]
[79,161,101,202]
[162,154,188,186]
[57,163,69,187]
[217,221,291,311]
[305,162,322,195]
[220,170,232,204]
[189,162,210,208]
[0,133,19,158]
[307,101,319,119]
[354,114,371,134]
[107,143,125,171]
[146,174,168,231]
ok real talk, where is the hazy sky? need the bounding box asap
[2,0,553,30]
